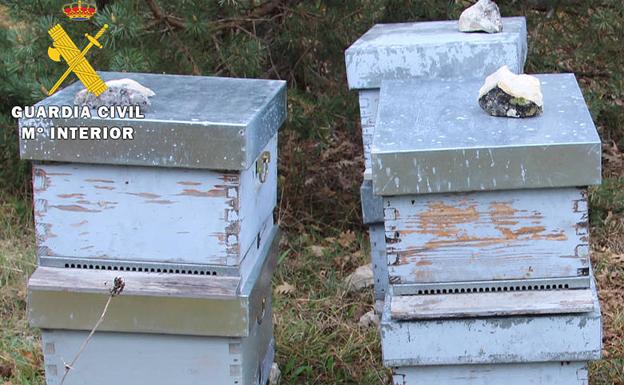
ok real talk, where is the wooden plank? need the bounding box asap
[385,187,589,284]
[393,362,588,385]
[390,289,594,320]
[29,266,240,299]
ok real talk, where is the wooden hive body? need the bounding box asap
[33,133,276,276]
[41,309,274,385]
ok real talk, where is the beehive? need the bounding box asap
[21,72,287,385]
[20,72,286,279]
[346,17,528,301]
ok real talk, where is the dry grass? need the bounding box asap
[0,194,42,385]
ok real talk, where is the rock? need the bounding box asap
[358,310,380,328]
[269,363,281,385]
[458,0,503,34]
[75,78,155,110]
[344,264,374,292]
[478,65,543,118]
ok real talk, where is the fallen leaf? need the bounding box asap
[0,360,14,378]
[337,230,356,247]
[308,245,326,257]
[275,282,296,295]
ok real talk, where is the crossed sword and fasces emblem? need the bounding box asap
[47,23,109,96]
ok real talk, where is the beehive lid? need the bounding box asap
[19,72,287,170]
[372,74,601,196]
[345,17,527,90]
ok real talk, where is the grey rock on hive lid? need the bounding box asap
[478,65,543,118]
[74,78,156,109]
[458,0,503,34]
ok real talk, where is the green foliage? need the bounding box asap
[591,178,624,216]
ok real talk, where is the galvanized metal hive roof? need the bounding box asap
[372,74,601,195]
[19,72,287,170]
[345,17,527,90]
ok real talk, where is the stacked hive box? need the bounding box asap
[372,76,603,383]
[19,72,286,385]
[345,17,528,302]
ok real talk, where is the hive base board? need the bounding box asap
[40,307,274,385]
[380,277,601,366]
[392,361,588,385]
[390,288,594,320]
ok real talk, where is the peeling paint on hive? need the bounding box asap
[385,188,590,284]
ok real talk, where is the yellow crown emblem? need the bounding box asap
[63,0,97,21]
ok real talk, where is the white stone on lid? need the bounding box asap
[479,65,543,107]
[458,0,503,34]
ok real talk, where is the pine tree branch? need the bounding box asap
[213,0,285,31]
[166,24,201,75]
[144,0,185,29]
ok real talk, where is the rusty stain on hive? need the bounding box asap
[399,199,568,258]
[126,192,161,199]
[85,178,115,184]
[51,205,101,213]
[177,188,227,198]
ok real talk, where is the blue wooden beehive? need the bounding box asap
[345,17,528,301]
[373,75,602,383]
[19,72,287,385]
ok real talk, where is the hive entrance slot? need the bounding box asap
[393,277,588,296]
[62,262,219,276]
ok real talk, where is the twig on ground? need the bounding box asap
[58,277,125,385]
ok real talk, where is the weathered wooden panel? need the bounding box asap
[369,223,388,301]
[40,305,274,385]
[29,266,240,298]
[390,289,594,320]
[357,90,379,172]
[380,280,602,366]
[385,187,590,285]
[392,362,589,385]
[34,134,277,268]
